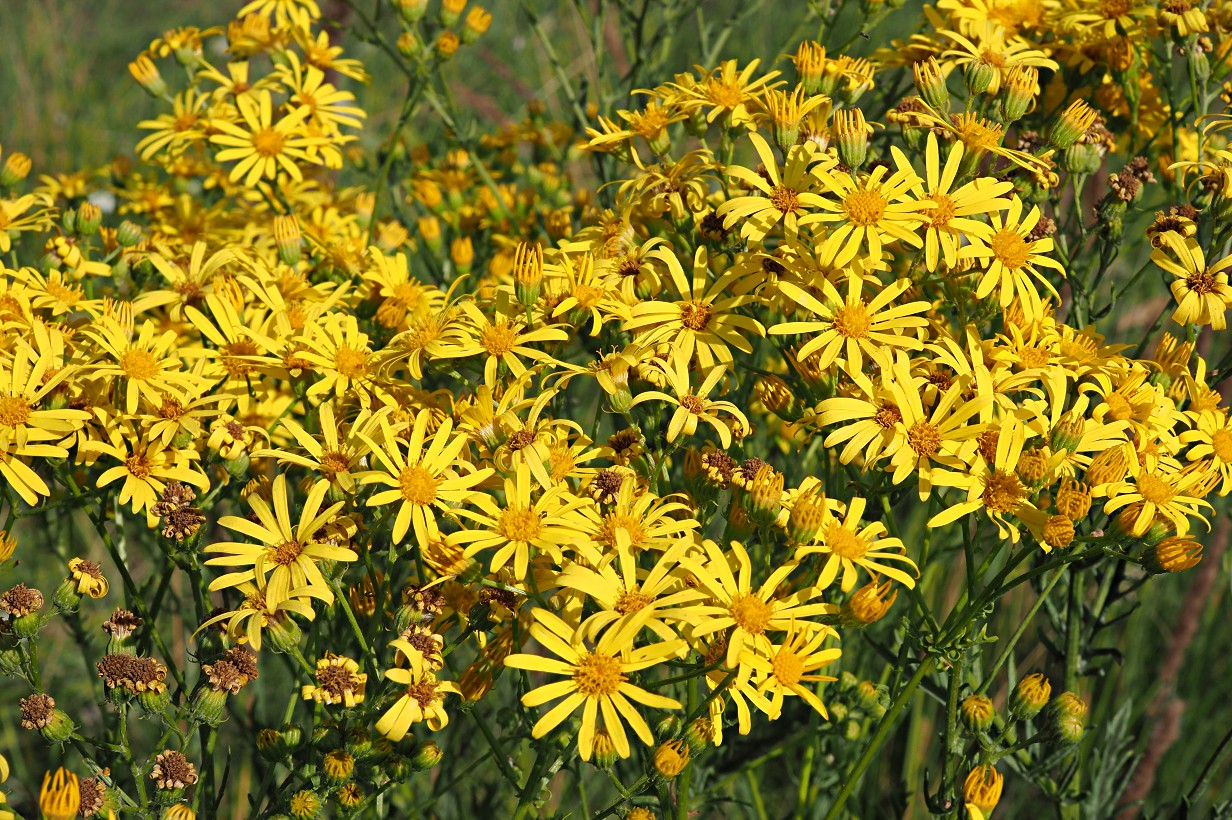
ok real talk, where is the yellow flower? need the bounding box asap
[209,91,326,187]
[375,667,461,740]
[629,359,748,448]
[451,462,589,578]
[302,652,367,707]
[963,195,1066,324]
[255,402,375,494]
[197,580,317,651]
[740,623,841,719]
[86,317,204,415]
[68,557,109,598]
[795,497,919,591]
[718,133,830,244]
[39,767,80,820]
[803,147,932,267]
[453,299,570,387]
[504,609,684,761]
[682,539,832,667]
[359,409,494,547]
[205,474,356,608]
[913,133,1014,271]
[1151,232,1232,330]
[770,273,931,375]
[623,245,764,372]
[86,424,210,525]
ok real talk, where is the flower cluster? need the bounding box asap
[1,0,1229,816]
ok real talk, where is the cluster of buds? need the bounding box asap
[394,0,492,63]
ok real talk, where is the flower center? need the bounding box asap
[907,420,942,456]
[1211,429,1232,462]
[398,465,439,505]
[120,348,161,381]
[679,393,705,414]
[832,301,871,338]
[1100,0,1131,17]
[1136,472,1175,505]
[600,512,646,548]
[990,229,1031,270]
[707,79,745,109]
[982,470,1024,513]
[927,193,956,228]
[843,189,887,226]
[271,540,303,566]
[496,506,543,542]
[729,593,773,635]
[614,588,653,614]
[771,649,805,686]
[252,127,286,158]
[1186,270,1218,296]
[825,523,869,559]
[0,396,31,427]
[333,345,369,379]
[573,652,625,697]
[1104,392,1134,421]
[680,301,714,331]
[321,450,352,474]
[548,447,575,482]
[1018,346,1050,369]
[770,186,801,214]
[874,403,903,428]
[480,322,519,356]
[221,339,260,378]
[125,454,153,479]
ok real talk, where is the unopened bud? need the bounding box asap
[1010,672,1052,720]
[129,55,167,97]
[0,152,31,187]
[462,7,492,43]
[1047,100,1099,151]
[653,739,690,779]
[963,765,1004,815]
[273,215,302,267]
[839,579,897,627]
[77,202,103,236]
[1145,535,1203,573]
[513,240,544,307]
[833,108,870,170]
[913,58,950,112]
[117,220,144,248]
[1046,691,1087,745]
[960,694,996,732]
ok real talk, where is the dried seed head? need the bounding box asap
[150,750,198,791]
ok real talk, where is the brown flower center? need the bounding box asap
[680,300,714,331]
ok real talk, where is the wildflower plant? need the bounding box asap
[1,0,1231,817]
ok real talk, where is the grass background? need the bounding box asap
[1,1,1231,817]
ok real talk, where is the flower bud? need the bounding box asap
[788,489,828,545]
[684,716,717,753]
[740,464,783,528]
[833,108,870,170]
[266,615,303,655]
[436,30,461,61]
[76,202,103,236]
[590,729,619,769]
[1047,100,1099,151]
[273,215,302,267]
[395,0,429,22]
[324,749,355,782]
[1042,515,1075,550]
[413,741,444,770]
[1145,535,1203,573]
[757,375,802,422]
[961,694,996,732]
[1053,478,1092,521]
[913,58,950,112]
[1046,691,1087,745]
[963,765,1004,815]
[964,59,996,96]
[117,220,144,247]
[189,686,229,727]
[653,739,690,779]
[1011,672,1051,720]
[839,580,897,627]
[513,240,544,307]
[998,66,1037,122]
[451,236,473,273]
[129,55,167,97]
[462,7,492,43]
[793,41,827,96]
[139,686,173,715]
[440,0,466,26]
[0,151,31,187]
[396,31,423,60]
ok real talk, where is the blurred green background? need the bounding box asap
[2,1,1231,818]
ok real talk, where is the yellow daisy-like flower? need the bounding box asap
[86,425,210,525]
[1102,466,1212,537]
[796,497,919,591]
[682,539,832,667]
[453,299,570,387]
[255,402,374,494]
[940,23,1059,93]
[0,194,54,253]
[912,133,1014,271]
[451,462,590,578]
[297,313,376,404]
[205,474,356,608]
[629,359,748,448]
[197,580,317,652]
[770,274,931,375]
[1151,232,1232,330]
[86,317,204,415]
[0,337,90,505]
[375,667,461,740]
[718,133,830,244]
[963,195,1065,324]
[623,245,764,371]
[209,91,324,187]
[67,557,109,599]
[803,147,932,267]
[503,609,684,761]
[740,622,841,719]
[359,409,494,547]
[1180,410,1232,495]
